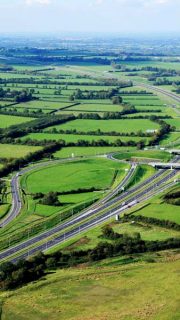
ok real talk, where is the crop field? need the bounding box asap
[22,158,129,194]
[0,114,35,128]
[0,144,42,159]
[46,118,160,133]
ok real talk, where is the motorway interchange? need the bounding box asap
[0,83,179,263]
[0,151,179,263]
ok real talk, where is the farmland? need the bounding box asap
[0,144,42,159]
[0,114,35,128]
[46,118,160,133]
[0,34,179,318]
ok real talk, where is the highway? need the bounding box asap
[0,157,178,262]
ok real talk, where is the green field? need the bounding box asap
[0,254,179,320]
[54,146,136,158]
[68,103,123,112]
[46,119,160,133]
[113,150,171,162]
[160,132,180,146]
[0,144,42,159]
[165,118,180,130]
[13,100,72,111]
[0,114,35,128]
[22,158,129,194]
[22,132,150,144]
[133,192,180,224]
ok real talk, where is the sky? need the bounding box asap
[0,0,179,34]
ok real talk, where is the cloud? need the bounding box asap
[25,0,51,6]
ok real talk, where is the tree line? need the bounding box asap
[0,230,180,290]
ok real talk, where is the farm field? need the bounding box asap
[160,132,180,146]
[54,146,136,158]
[0,144,42,159]
[46,118,160,133]
[0,33,179,316]
[22,132,150,144]
[133,190,180,224]
[67,103,123,112]
[165,118,180,130]
[0,114,35,128]
[12,100,73,111]
[113,150,172,162]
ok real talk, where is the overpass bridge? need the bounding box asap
[168,149,180,155]
[150,162,180,169]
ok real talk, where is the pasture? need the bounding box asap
[54,146,136,158]
[0,114,35,128]
[113,150,172,162]
[22,132,150,144]
[0,144,42,159]
[46,118,160,133]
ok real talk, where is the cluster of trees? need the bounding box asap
[18,137,146,149]
[164,189,180,206]
[0,114,74,140]
[39,192,61,206]
[149,116,172,145]
[33,187,99,201]
[0,180,7,204]
[152,78,180,86]
[48,128,151,138]
[1,231,180,290]
[69,88,123,102]
[123,214,180,231]
[0,87,35,103]
[0,108,44,118]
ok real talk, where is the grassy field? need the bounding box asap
[0,114,35,128]
[22,132,150,144]
[46,119,160,133]
[0,144,42,159]
[165,118,180,130]
[22,158,130,194]
[50,219,179,255]
[133,192,180,224]
[54,146,136,158]
[0,252,179,320]
[113,150,171,162]
[14,100,72,111]
[68,103,123,112]
[160,132,180,146]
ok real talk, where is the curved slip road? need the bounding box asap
[0,156,135,228]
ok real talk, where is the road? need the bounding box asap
[0,158,178,262]
[0,157,135,228]
[134,82,180,104]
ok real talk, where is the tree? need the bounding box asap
[40,192,61,206]
[112,96,123,105]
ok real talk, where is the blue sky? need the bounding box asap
[0,0,179,34]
